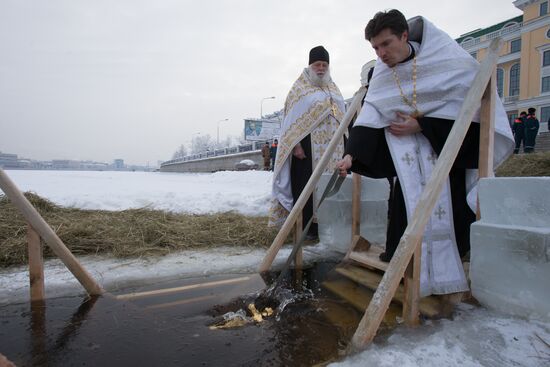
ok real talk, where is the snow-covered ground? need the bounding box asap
[3,169,272,216]
[1,169,549,366]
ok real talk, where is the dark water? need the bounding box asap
[0,262,395,367]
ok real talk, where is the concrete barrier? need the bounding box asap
[160,151,263,173]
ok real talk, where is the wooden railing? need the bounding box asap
[259,37,503,350]
[0,169,104,301]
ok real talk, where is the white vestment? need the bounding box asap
[354,17,514,296]
[269,69,345,227]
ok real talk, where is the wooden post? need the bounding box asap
[294,214,303,270]
[259,86,368,272]
[27,224,45,301]
[476,72,496,220]
[350,38,503,350]
[30,300,46,366]
[0,169,104,296]
[351,173,361,238]
[345,173,371,260]
[402,241,421,326]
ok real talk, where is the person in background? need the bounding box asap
[270,139,278,171]
[269,46,346,240]
[261,141,271,170]
[512,111,527,154]
[524,107,539,153]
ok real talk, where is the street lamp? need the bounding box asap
[216,118,229,145]
[260,96,276,119]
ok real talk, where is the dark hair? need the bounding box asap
[528,107,536,114]
[365,9,408,40]
[520,111,527,116]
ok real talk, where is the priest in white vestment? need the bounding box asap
[337,10,514,297]
[269,46,346,239]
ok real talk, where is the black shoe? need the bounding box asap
[379,252,393,262]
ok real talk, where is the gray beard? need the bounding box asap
[306,66,331,87]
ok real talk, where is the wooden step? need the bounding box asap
[322,277,401,327]
[348,245,388,272]
[113,274,266,312]
[334,264,446,318]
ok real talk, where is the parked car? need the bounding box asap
[234,159,258,171]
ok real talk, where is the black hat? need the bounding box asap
[528,107,536,114]
[309,46,329,65]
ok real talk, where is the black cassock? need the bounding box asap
[345,117,480,260]
[290,134,316,236]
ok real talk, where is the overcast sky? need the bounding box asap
[0,1,521,165]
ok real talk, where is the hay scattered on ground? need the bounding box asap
[495,151,550,177]
[2,152,546,268]
[0,193,277,268]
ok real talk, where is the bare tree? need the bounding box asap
[171,144,187,160]
[190,134,216,154]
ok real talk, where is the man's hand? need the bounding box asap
[293,144,306,159]
[389,112,422,136]
[336,154,353,177]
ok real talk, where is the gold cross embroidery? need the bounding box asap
[330,102,338,116]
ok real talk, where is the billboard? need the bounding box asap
[244,119,281,141]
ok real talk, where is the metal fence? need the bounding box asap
[161,141,263,166]
[461,22,522,49]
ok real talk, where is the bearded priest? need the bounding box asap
[269,46,346,240]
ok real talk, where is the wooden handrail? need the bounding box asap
[351,38,503,349]
[258,85,368,272]
[0,169,104,296]
[477,68,496,219]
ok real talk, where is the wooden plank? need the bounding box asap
[350,38,503,350]
[145,295,218,310]
[344,173,367,261]
[477,73,496,220]
[351,173,361,237]
[294,214,303,270]
[348,246,387,272]
[27,224,45,302]
[115,276,253,301]
[323,278,401,327]
[402,244,421,326]
[334,265,442,318]
[258,86,368,272]
[0,169,103,296]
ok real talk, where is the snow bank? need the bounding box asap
[4,170,272,216]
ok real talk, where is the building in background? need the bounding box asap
[0,151,19,169]
[456,0,550,130]
[113,159,125,170]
